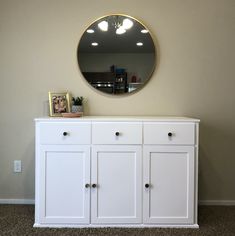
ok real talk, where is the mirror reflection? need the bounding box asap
[77,14,156,95]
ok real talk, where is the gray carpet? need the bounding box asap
[0,205,235,235]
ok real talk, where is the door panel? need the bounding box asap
[143,146,194,224]
[91,145,142,224]
[39,145,90,224]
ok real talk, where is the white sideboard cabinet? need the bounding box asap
[34,116,199,228]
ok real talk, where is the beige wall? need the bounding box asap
[0,0,235,201]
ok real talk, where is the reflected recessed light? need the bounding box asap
[122,18,133,30]
[98,21,108,31]
[91,42,98,46]
[136,42,143,46]
[87,29,94,33]
[116,26,126,35]
[141,29,149,34]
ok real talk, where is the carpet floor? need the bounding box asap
[0,205,235,236]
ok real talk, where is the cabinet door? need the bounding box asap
[91,145,141,224]
[143,146,194,224]
[39,145,90,224]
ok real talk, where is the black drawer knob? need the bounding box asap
[145,183,150,188]
[92,184,97,188]
[168,132,172,137]
[115,132,120,136]
[63,132,68,136]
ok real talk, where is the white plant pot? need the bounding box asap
[72,105,83,113]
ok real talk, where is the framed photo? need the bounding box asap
[48,92,71,116]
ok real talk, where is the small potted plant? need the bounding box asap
[71,96,84,113]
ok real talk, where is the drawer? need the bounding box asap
[144,122,195,145]
[39,122,91,144]
[92,122,142,144]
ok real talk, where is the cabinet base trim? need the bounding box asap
[33,223,199,228]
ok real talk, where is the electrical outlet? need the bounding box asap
[14,160,22,173]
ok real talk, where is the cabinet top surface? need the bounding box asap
[35,116,200,122]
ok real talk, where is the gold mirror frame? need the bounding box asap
[77,14,156,96]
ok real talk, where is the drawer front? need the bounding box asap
[39,122,91,144]
[144,122,195,145]
[92,122,142,144]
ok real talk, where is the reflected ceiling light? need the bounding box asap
[136,42,143,46]
[116,26,126,35]
[98,21,108,31]
[141,29,149,34]
[91,42,98,46]
[87,29,94,33]
[122,18,133,29]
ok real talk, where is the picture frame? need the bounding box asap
[48,92,71,116]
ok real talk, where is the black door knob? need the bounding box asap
[115,132,120,136]
[145,183,150,188]
[63,132,68,136]
[85,183,90,188]
[168,132,172,137]
[92,184,97,188]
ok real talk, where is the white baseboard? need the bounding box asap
[0,199,35,204]
[1,199,235,206]
[199,200,235,205]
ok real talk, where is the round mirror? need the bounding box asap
[77,14,156,95]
